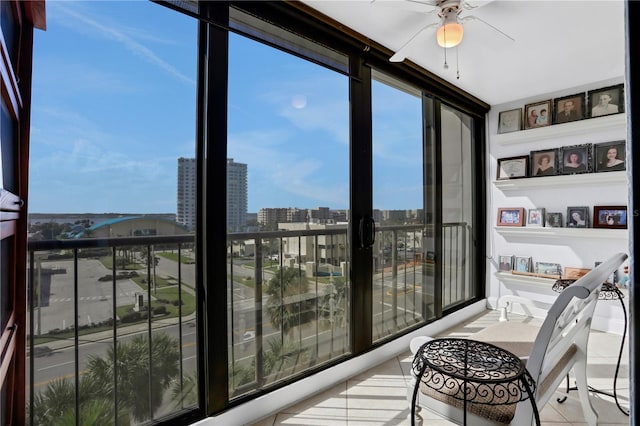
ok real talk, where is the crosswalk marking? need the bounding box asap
[47,292,140,304]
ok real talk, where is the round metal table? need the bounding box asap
[410,337,540,425]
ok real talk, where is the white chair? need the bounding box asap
[407,252,628,426]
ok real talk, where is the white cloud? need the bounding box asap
[51,2,195,86]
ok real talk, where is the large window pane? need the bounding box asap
[28,2,198,423]
[371,72,433,342]
[441,104,476,308]
[226,23,350,397]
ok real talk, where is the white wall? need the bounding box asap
[485,77,630,334]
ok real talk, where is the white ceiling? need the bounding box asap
[300,0,626,106]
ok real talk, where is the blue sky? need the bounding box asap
[30,1,423,214]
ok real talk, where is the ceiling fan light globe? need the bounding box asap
[436,22,463,48]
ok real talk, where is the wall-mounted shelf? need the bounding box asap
[495,271,556,287]
[493,113,626,145]
[495,226,628,240]
[493,171,626,191]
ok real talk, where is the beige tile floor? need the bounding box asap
[250,310,630,426]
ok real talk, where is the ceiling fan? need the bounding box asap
[381,0,514,63]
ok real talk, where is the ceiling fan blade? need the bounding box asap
[389,22,439,62]
[462,15,515,42]
[462,0,496,11]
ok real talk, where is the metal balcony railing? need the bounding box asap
[26,222,472,424]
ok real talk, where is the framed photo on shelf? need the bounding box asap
[497,156,529,180]
[498,255,514,272]
[553,93,586,124]
[514,256,532,273]
[588,84,624,118]
[545,212,563,228]
[524,100,552,129]
[594,140,626,172]
[566,206,589,228]
[530,148,558,177]
[564,267,591,279]
[497,207,526,227]
[560,144,592,175]
[527,208,545,226]
[498,108,522,134]
[593,205,627,229]
[535,262,562,276]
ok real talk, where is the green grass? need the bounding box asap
[116,286,195,319]
[158,251,196,264]
[99,255,143,271]
[131,274,173,289]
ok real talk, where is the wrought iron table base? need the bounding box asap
[411,338,540,426]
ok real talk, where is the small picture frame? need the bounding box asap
[566,206,589,228]
[545,212,563,228]
[529,148,558,177]
[593,205,627,229]
[497,156,529,180]
[514,256,532,273]
[498,108,522,134]
[588,84,624,118]
[594,140,626,172]
[524,100,552,129]
[554,93,586,124]
[497,207,525,227]
[527,208,545,227]
[564,267,591,279]
[535,262,562,276]
[560,144,592,175]
[498,255,514,272]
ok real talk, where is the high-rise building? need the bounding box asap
[177,157,248,231]
[227,158,248,231]
[177,157,197,230]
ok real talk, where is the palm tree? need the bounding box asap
[171,372,199,409]
[86,333,180,422]
[29,332,180,424]
[29,377,128,425]
[265,267,309,337]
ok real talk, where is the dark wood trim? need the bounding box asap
[13,10,36,425]
[23,1,47,31]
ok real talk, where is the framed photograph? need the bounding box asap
[524,100,552,129]
[527,208,545,227]
[588,84,624,118]
[560,144,593,175]
[535,262,562,276]
[594,140,626,172]
[498,255,514,272]
[497,156,529,180]
[529,148,558,177]
[514,256,532,273]
[545,212,563,228]
[498,108,522,134]
[566,206,589,228]
[564,267,591,280]
[497,207,526,227]
[553,93,586,124]
[593,205,627,229]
